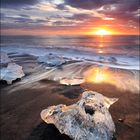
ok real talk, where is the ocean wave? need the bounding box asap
[1,45,139,70]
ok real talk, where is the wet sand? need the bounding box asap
[82,83,140,140]
[0,80,140,140]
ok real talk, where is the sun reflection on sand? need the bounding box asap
[84,68,109,83]
[94,69,106,83]
[84,67,139,93]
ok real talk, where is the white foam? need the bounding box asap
[0,52,11,64]
[1,46,139,70]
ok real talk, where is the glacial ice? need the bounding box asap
[41,91,118,140]
[0,63,25,84]
[60,78,85,85]
[38,54,66,66]
[0,52,11,64]
[99,56,117,64]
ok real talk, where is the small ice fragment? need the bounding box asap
[0,63,25,84]
[60,78,85,85]
[38,54,65,66]
[0,52,11,64]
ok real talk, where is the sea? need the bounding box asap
[1,35,139,69]
[0,35,140,92]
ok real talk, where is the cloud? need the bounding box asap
[57,4,66,10]
[1,0,39,8]
[0,13,5,19]
[69,13,100,21]
[64,0,116,9]
[98,0,139,26]
[64,0,139,11]
[100,0,139,12]
[52,21,77,26]
[1,13,48,30]
[1,0,139,35]
[19,14,30,18]
[118,0,139,12]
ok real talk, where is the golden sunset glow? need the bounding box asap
[84,68,109,83]
[95,29,112,35]
[94,69,105,83]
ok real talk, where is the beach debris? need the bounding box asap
[41,91,118,140]
[60,78,85,85]
[0,63,25,84]
[118,118,124,123]
[38,54,66,66]
[0,52,11,64]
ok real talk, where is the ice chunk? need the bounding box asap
[41,91,118,140]
[108,57,117,64]
[0,63,25,84]
[38,54,65,66]
[0,52,11,64]
[99,56,117,64]
[60,78,85,85]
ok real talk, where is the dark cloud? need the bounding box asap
[53,21,76,26]
[69,13,100,21]
[64,0,116,9]
[19,14,30,18]
[14,18,46,24]
[56,4,67,10]
[1,22,77,30]
[1,21,45,30]
[119,0,139,12]
[1,0,39,8]
[1,22,29,29]
[102,0,139,12]
[98,0,139,25]
[0,13,5,19]
[64,0,139,13]
[14,17,35,23]
[1,15,47,29]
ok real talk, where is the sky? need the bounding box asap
[1,0,140,35]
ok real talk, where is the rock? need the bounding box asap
[38,54,65,66]
[0,63,25,84]
[41,91,118,140]
[0,52,11,64]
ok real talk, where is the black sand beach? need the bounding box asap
[0,80,139,140]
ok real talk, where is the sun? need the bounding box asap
[95,29,111,35]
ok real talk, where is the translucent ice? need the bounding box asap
[41,91,118,140]
[0,63,25,84]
